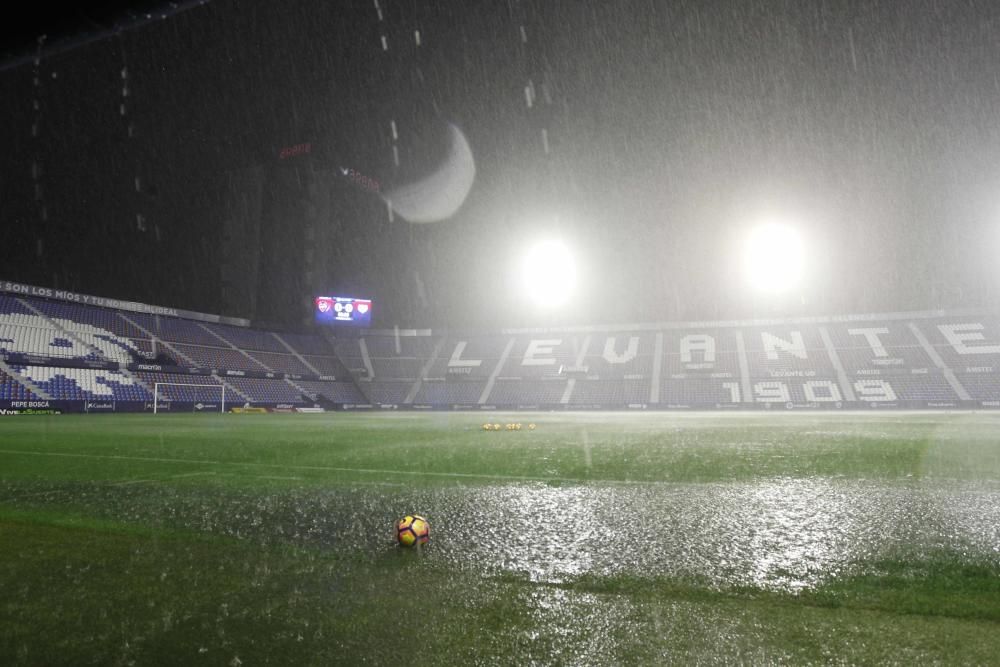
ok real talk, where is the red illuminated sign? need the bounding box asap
[278,143,311,159]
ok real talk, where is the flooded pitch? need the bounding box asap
[3,412,1000,663]
[4,473,998,593]
[4,411,1000,594]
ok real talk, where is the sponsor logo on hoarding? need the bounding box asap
[10,401,50,408]
[0,408,62,415]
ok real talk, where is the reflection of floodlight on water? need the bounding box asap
[522,240,576,307]
[743,222,806,294]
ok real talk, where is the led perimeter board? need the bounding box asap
[314,296,373,327]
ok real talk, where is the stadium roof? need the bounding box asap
[0,2,205,70]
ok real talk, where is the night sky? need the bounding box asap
[2,0,1000,330]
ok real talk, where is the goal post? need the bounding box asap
[153,382,226,414]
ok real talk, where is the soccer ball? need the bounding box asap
[396,514,430,547]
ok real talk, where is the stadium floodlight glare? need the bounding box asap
[742,222,806,294]
[521,239,576,307]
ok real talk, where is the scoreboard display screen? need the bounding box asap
[314,296,373,327]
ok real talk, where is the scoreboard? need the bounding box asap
[314,295,373,327]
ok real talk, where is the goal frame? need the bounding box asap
[153,382,226,414]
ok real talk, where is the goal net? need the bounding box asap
[153,382,226,414]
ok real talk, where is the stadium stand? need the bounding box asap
[245,351,315,375]
[129,337,156,356]
[293,379,367,404]
[569,378,649,405]
[413,379,485,405]
[13,365,150,401]
[202,323,287,353]
[921,318,1000,370]
[489,379,569,405]
[360,381,413,405]
[22,297,148,340]
[357,335,437,380]
[125,313,223,346]
[332,338,368,376]
[742,325,837,378]
[169,344,266,371]
[220,376,308,404]
[423,335,510,380]
[578,331,657,379]
[955,372,1000,401]
[887,372,960,401]
[0,319,112,362]
[660,328,740,377]
[660,377,743,405]
[279,332,337,356]
[301,355,350,378]
[495,337,577,379]
[824,322,934,374]
[0,295,34,316]
[0,367,39,400]
[3,286,1000,412]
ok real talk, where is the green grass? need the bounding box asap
[2,411,1000,664]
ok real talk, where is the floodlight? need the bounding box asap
[521,239,576,307]
[742,222,806,294]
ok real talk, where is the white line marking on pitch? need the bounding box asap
[0,447,740,487]
[0,448,628,485]
[0,488,69,503]
[111,478,159,486]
